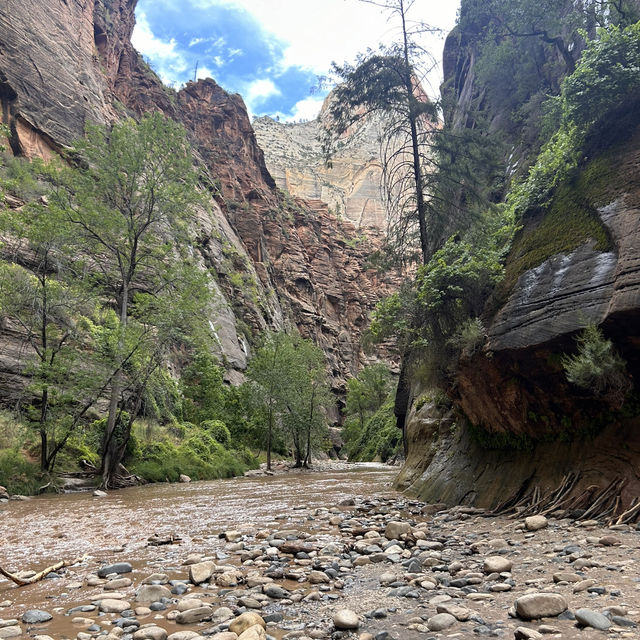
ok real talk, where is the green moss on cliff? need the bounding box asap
[492,152,614,308]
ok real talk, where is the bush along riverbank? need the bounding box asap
[0,418,259,496]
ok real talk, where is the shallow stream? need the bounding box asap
[0,464,398,636]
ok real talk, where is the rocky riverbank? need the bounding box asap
[1,495,640,640]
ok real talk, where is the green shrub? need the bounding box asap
[0,449,42,494]
[562,23,640,130]
[200,419,231,449]
[562,325,631,406]
[449,317,486,359]
[129,433,251,483]
[0,411,25,449]
[344,398,402,462]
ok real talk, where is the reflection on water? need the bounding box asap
[0,464,397,613]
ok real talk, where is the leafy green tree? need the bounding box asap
[322,0,439,264]
[51,112,206,488]
[0,164,109,472]
[561,22,640,129]
[181,351,227,425]
[280,337,332,467]
[345,363,393,431]
[367,206,514,384]
[246,331,331,469]
[246,331,292,470]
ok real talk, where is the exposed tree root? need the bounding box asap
[491,473,639,524]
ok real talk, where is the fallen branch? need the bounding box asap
[0,555,86,586]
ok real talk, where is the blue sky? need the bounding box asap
[132,0,460,121]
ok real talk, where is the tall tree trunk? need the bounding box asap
[266,404,272,471]
[39,422,47,471]
[400,0,429,264]
[304,386,316,468]
[39,272,49,471]
[101,284,129,489]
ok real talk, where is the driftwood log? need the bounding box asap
[0,555,86,586]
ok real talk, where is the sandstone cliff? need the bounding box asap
[0,0,395,397]
[397,11,640,514]
[253,107,387,231]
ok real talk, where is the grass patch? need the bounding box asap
[0,449,43,494]
[0,411,25,449]
[127,422,258,483]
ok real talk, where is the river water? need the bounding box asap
[0,464,398,633]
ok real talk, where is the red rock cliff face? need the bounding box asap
[0,0,396,395]
[174,79,397,389]
[398,29,640,514]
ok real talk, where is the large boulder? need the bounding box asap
[515,594,568,620]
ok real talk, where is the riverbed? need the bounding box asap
[2,464,639,640]
[0,464,398,636]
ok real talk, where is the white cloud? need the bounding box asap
[195,65,214,80]
[189,36,206,47]
[244,78,281,109]
[190,0,459,86]
[283,95,326,122]
[132,11,180,61]
[132,11,189,85]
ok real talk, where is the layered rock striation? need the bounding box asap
[253,108,387,230]
[0,0,396,396]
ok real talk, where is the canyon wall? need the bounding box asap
[253,108,387,231]
[0,0,395,399]
[398,11,640,511]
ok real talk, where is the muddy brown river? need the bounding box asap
[0,464,398,637]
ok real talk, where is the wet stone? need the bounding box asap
[22,610,53,624]
[514,594,567,620]
[514,628,543,639]
[176,606,214,625]
[115,618,140,629]
[483,556,512,573]
[575,608,611,630]
[427,613,456,631]
[524,516,548,532]
[97,563,133,578]
[67,605,96,615]
[136,585,172,602]
[132,626,168,640]
[333,610,359,630]
[99,600,132,614]
[611,616,637,627]
[229,613,266,635]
